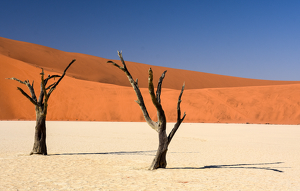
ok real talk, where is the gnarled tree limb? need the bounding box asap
[148,68,165,124]
[155,70,167,122]
[168,83,186,143]
[44,75,61,86]
[108,51,157,131]
[47,59,76,97]
[17,87,37,105]
[45,82,56,90]
[6,77,26,84]
[156,70,167,104]
[6,77,37,105]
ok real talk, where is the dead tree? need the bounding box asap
[6,59,75,155]
[108,51,186,170]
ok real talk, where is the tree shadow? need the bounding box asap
[49,150,200,156]
[169,162,288,173]
[49,150,156,156]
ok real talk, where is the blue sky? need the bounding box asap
[1,0,300,80]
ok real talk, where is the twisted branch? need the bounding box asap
[156,70,167,104]
[168,83,186,143]
[7,59,75,112]
[148,68,166,124]
[47,59,76,97]
[17,87,37,105]
[108,51,157,131]
[6,78,37,105]
[44,75,61,86]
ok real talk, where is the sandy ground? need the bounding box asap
[0,121,300,190]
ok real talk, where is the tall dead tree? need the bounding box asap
[108,51,186,170]
[6,59,75,155]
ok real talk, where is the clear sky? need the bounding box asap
[1,0,300,80]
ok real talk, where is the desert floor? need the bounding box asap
[0,121,300,190]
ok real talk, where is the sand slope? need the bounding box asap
[1,37,300,124]
[1,36,299,90]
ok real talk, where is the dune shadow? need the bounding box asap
[49,150,156,156]
[169,162,287,173]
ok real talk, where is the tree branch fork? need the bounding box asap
[108,51,186,143]
[6,59,76,115]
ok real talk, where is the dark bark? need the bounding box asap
[149,83,186,170]
[108,51,186,170]
[150,147,168,170]
[30,108,47,155]
[168,84,186,143]
[149,125,168,170]
[6,59,75,155]
[147,68,169,170]
[108,52,157,131]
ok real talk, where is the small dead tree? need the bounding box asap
[108,51,186,170]
[6,59,75,155]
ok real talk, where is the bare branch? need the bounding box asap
[107,51,128,71]
[16,87,37,105]
[45,82,56,90]
[118,50,128,71]
[135,78,138,87]
[46,75,61,80]
[148,68,165,123]
[44,75,61,86]
[40,69,48,115]
[107,61,125,71]
[108,52,157,131]
[168,83,186,144]
[156,70,167,104]
[47,59,76,97]
[177,83,186,121]
[37,60,75,104]
[29,85,37,103]
[6,77,38,104]
[6,77,27,84]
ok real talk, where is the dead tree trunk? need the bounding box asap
[31,108,47,155]
[6,59,75,155]
[108,51,186,170]
[150,125,168,169]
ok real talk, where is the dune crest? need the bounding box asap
[1,37,300,124]
[1,36,299,90]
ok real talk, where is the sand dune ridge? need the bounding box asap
[1,37,300,124]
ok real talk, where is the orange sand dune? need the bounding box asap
[1,54,300,124]
[1,36,299,90]
[1,37,300,124]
